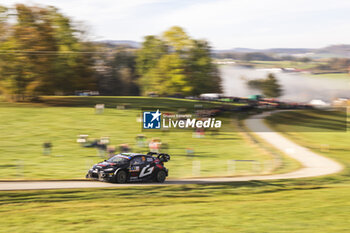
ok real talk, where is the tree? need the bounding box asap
[150,53,189,95]
[162,26,192,52]
[262,74,282,98]
[136,35,167,76]
[0,4,96,100]
[43,6,96,94]
[186,40,222,95]
[247,73,282,98]
[0,4,55,100]
[97,49,139,96]
[136,26,222,96]
[0,6,8,41]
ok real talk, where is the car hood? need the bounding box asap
[92,161,125,170]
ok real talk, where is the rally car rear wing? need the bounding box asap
[147,152,171,162]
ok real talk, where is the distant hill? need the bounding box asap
[94,41,350,58]
[316,44,350,57]
[96,40,140,48]
[264,48,314,54]
[227,48,259,53]
[215,47,313,54]
[214,44,350,58]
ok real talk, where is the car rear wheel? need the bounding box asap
[156,170,166,183]
[114,170,127,183]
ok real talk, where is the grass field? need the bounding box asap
[307,73,350,79]
[40,96,236,109]
[0,96,293,180]
[265,110,350,183]
[0,181,349,233]
[244,60,321,70]
[243,61,350,78]
[0,108,349,232]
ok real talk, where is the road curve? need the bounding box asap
[0,111,343,191]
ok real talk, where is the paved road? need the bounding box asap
[0,111,343,190]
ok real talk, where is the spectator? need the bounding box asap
[149,138,161,153]
[120,144,131,153]
[135,134,147,148]
[43,141,52,156]
[107,145,116,158]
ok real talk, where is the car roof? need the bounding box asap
[119,153,148,158]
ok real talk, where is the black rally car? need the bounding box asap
[86,152,170,183]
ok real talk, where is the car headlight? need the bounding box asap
[104,168,115,172]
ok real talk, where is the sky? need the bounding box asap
[1,0,350,49]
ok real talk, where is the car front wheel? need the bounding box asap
[114,170,127,183]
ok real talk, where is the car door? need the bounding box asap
[138,156,155,180]
[129,156,143,179]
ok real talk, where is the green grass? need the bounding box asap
[0,182,349,233]
[265,109,350,183]
[245,60,321,70]
[0,107,349,232]
[307,73,350,79]
[40,96,243,109]
[233,60,350,78]
[0,96,280,180]
[244,61,350,78]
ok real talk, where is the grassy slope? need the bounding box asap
[247,60,320,70]
[40,96,241,109]
[246,61,350,78]
[0,182,349,233]
[307,73,350,79]
[265,110,350,183]
[0,108,349,232]
[0,96,286,179]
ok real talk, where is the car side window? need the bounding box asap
[131,157,143,165]
[146,157,154,163]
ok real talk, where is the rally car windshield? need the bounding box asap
[107,155,129,163]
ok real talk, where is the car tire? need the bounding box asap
[114,170,127,183]
[155,170,166,183]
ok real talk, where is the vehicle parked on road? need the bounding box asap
[86,152,170,183]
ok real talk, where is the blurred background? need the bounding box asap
[0,0,349,179]
[0,2,350,232]
[1,1,350,103]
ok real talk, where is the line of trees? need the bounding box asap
[96,49,140,96]
[0,4,96,101]
[0,4,222,101]
[314,58,350,73]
